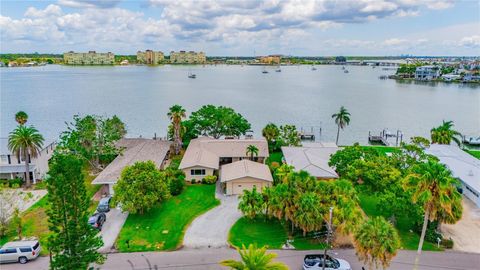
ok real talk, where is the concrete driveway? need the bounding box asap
[98,208,129,253]
[183,182,242,248]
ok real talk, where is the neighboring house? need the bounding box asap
[179,137,270,195]
[221,159,273,195]
[0,138,56,183]
[441,74,461,81]
[92,138,172,195]
[426,144,480,208]
[282,142,340,179]
[415,65,440,80]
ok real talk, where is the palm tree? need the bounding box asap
[293,192,323,235]
[238,187,264,219]
[246,145,259,161]
[274,164,294,184]
[353,216,401,270]
[167,105,186,155]
[403,159,462,269]
[430,120,462,146]
[8,125,44,188]
[262,123,279,151]
[331,106,351,145]
[15,111,28,125]
[220,244,288,270]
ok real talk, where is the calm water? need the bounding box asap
[1,64,479,145]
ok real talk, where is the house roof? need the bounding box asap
[178,137,269,170]
[425,144,480,192]
[0,138,55,155]
[282,142,340,178]
[92,138,172,185]
[220,159,273,183]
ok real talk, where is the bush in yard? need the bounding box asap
[11,208,22,238]
[113,161,169,215]
[202,175,217,185]
[191,179,196,184]
[441,238,454,249]
[169,175,185,196]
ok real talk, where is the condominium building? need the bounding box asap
[63,51,115,65]
[170,51,206,64]
[137,50,165,65]
[415,65,440,80]
[259,55,281,65]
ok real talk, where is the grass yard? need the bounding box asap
[0,167,101,255]
[360,145,399,155]
[266,151,283,165]
[229,217,327,250]
[116,184,220,252]
[466,150,480,160]
[358,192,441,251]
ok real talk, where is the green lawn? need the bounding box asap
[360,145,399,155]
[358,192,441,251]
[116,184,220,252]
[466,150,480,160]
[0,167,101,255]
[266,151,283,165]
[229,217,327,250]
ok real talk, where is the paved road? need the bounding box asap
[4,248,479,270]
[99,208,129,253]
[183,182,242,248]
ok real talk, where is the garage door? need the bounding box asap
[232,182,260,195]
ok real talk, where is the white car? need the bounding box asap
[0,240,41,264]
[303,254,352,270]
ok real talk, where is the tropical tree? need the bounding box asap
[331,106,351,145]
[238,186,264,219]
[246,145,259,161]
[293,191,324,235]
[113,161,170,214]
[328,143,379,177]
[262,123,280,152]
[167,104,186,155]
[278,125,301,147]
[220,244,288,270]
[403,159,463,267]
[274,164,294,184]
[47,153,104,269]
[8,125,44,188]
[353,217,401,270]
[430,120,462,146]
[14,111,28,125]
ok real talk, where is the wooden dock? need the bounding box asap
[368,131,390,146]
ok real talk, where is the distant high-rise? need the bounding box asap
[170,51,206,64]
[137,50,164,65]
[63,51,114,65]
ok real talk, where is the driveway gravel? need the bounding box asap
[183,182,242,248]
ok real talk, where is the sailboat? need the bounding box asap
[188,71,196,78]
[275,65,281,72]
[262,67,269,74]
[311,65,317,71]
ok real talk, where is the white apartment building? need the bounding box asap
[64,51,115,65]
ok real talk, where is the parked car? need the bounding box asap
[0,240,41,264]
[88,212,106,230]
[303,254,351,270]
[97,196,112,212]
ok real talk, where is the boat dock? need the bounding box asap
[368,131,390,146]
[368,129,404,146]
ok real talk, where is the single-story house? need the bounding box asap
[179,137,269,182]
[0,138,56,183]
[426,144,480,208]
[92,138,172,195]
[281,142,340,179]
[221,159,273,195]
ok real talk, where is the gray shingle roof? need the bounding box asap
[282,143,339,178]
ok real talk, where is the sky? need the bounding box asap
[0,0,479,56]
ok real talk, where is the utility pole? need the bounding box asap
[322,207,334,270]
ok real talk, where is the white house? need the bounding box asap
[415,65,440,80]
[0,138,56,183]
[426,144,480,208]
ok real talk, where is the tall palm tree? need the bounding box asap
[293,192,324,235]
[430,120,462,146]
[353,216,401,270]
[403,159,462,269]
[220,244,288,270]
[167,105,186,155]
[15,111,28,125]
[331,106,351,145]
[246,145,259,161]
[8,125,44,188]
[262,123,279,151]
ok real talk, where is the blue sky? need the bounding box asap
[1,0,479,56]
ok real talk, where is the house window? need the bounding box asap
[191,169,206,176]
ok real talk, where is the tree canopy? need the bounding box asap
[113,161,169,214]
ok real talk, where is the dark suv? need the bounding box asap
[88,212,106,230]
[97,196,112,213]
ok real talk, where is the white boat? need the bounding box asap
[188,72,196,79]
[275,66,281,72]
[344,69,349,73]
[464,136,480,146]
[262,67,269,74]
[311,66,317,71]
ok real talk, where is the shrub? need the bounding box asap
[270,161,280,170]
[169,175,185,196]
[441,238,454,249]
[34,181,47,190]
[191,179,196,184]
[203,175,217,185]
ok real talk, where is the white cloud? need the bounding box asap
[57,0,121,9]
[459,35,480,48]
[383,38,408,46]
